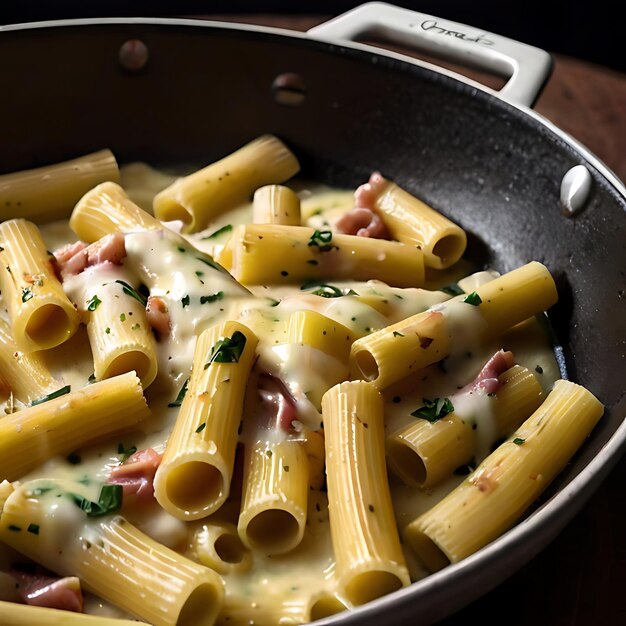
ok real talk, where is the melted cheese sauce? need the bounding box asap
[0,162,560,624]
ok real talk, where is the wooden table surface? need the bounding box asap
[207,13,626,625]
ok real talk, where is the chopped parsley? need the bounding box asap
[535,365,544,374]
[21,288,33,302]
[105,327,111,334]
[8,525,21,532]
[205,331,247,366]
[463,291,483,306]
[201,224,233,240]
[441,282,465,296]
[31,385,71,406]
[87,294,102,311]
[68,484,123,517]
[27,523,40,535]
[195,422,206,433]
[168,379,189,407]
[411,397,455,422]
[513,437,526,445]
[115,280,148,306]
[307,229,335,252]
[181,294,190,308]
[200,291,224,304]
[117,443,137,462]
[393,331,404,337]
[119,313,126,322]
[195,255,228,274]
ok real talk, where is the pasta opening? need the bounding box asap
[214,532,247,564]
[344,570,403,606]
[104,351,153,386]
[388,442,427,487]
[177,582,221,626]
[309,594,346,620]
[354,349,379,381]
[410,531,451,573]
[155,197,193,227]
[25,304,73,348]
[245,509,300,553]
[165,461,223,512]
[431,233,465,268]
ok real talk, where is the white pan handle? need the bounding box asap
[308,1,552,108]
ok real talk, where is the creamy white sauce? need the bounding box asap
[0,164,560,623]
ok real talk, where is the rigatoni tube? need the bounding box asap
[387,365,543,488]
[229,223,425,287]
[363,173,466,269]
[0,371,150,480]
[70,181,162,242]
[321,381,410,605]
[404,380,604,572]
[153,135,300,233]
[252,184,301,225]
[154,321,258,520]
[0,602,143,626]
[0,317,59,404]
[0,219,80,352]
[0,149,119,223]
[238,438,309,555]
[350,262,558,389]
[0,480,224,626]
[64,264,158,388]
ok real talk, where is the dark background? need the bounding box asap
[0,1,622,73]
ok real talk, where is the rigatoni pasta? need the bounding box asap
[0,219,80,352]
[0,142,604,626]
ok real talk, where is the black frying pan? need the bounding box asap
[0,4,624,624]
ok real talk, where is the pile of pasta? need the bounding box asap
[0,136,603,626]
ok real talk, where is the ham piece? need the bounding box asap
[10,569,83,612]
[54,231,126,277]
[257,373,298,433]
[108,447,162,502]
[461,350,516,395]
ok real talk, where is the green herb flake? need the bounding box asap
[119,313,126,322]
[200,291,224,304]
[181,294,190,308]
[87,373,96,383]
[21,288,33,303]
[201,224,233,240]
[206,331,247,366]
[8,524,21,532]
[195,255,228,274]
[31,385,71,407]
[131,323,140,331]
[87,295,102,311]
[117,443,137,462]
[535,365,544,374]
[177,246,186,253]
[411,397,455,423]
[463,291,483,306]
[105,327,111,334]
[513,437,526,446]
[307,229,335,252]
[441,283,465,296]
[168,379,189,408]
[27,523,40,535]
[69,483,123,517]
[195,423,206,434]
[114,280,148,306]
[393,331,404,337]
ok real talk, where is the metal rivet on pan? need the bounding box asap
[272,73,306,106]
[560,164,592,217]
[119,39,149,72]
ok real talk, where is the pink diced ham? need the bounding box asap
[146,296,171,336]
[108,447,162,502]
[463,349,516,395]
[336,171,391,239]
[54,232,126,277]
[257,373,298,433]
[10,569,83,612]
